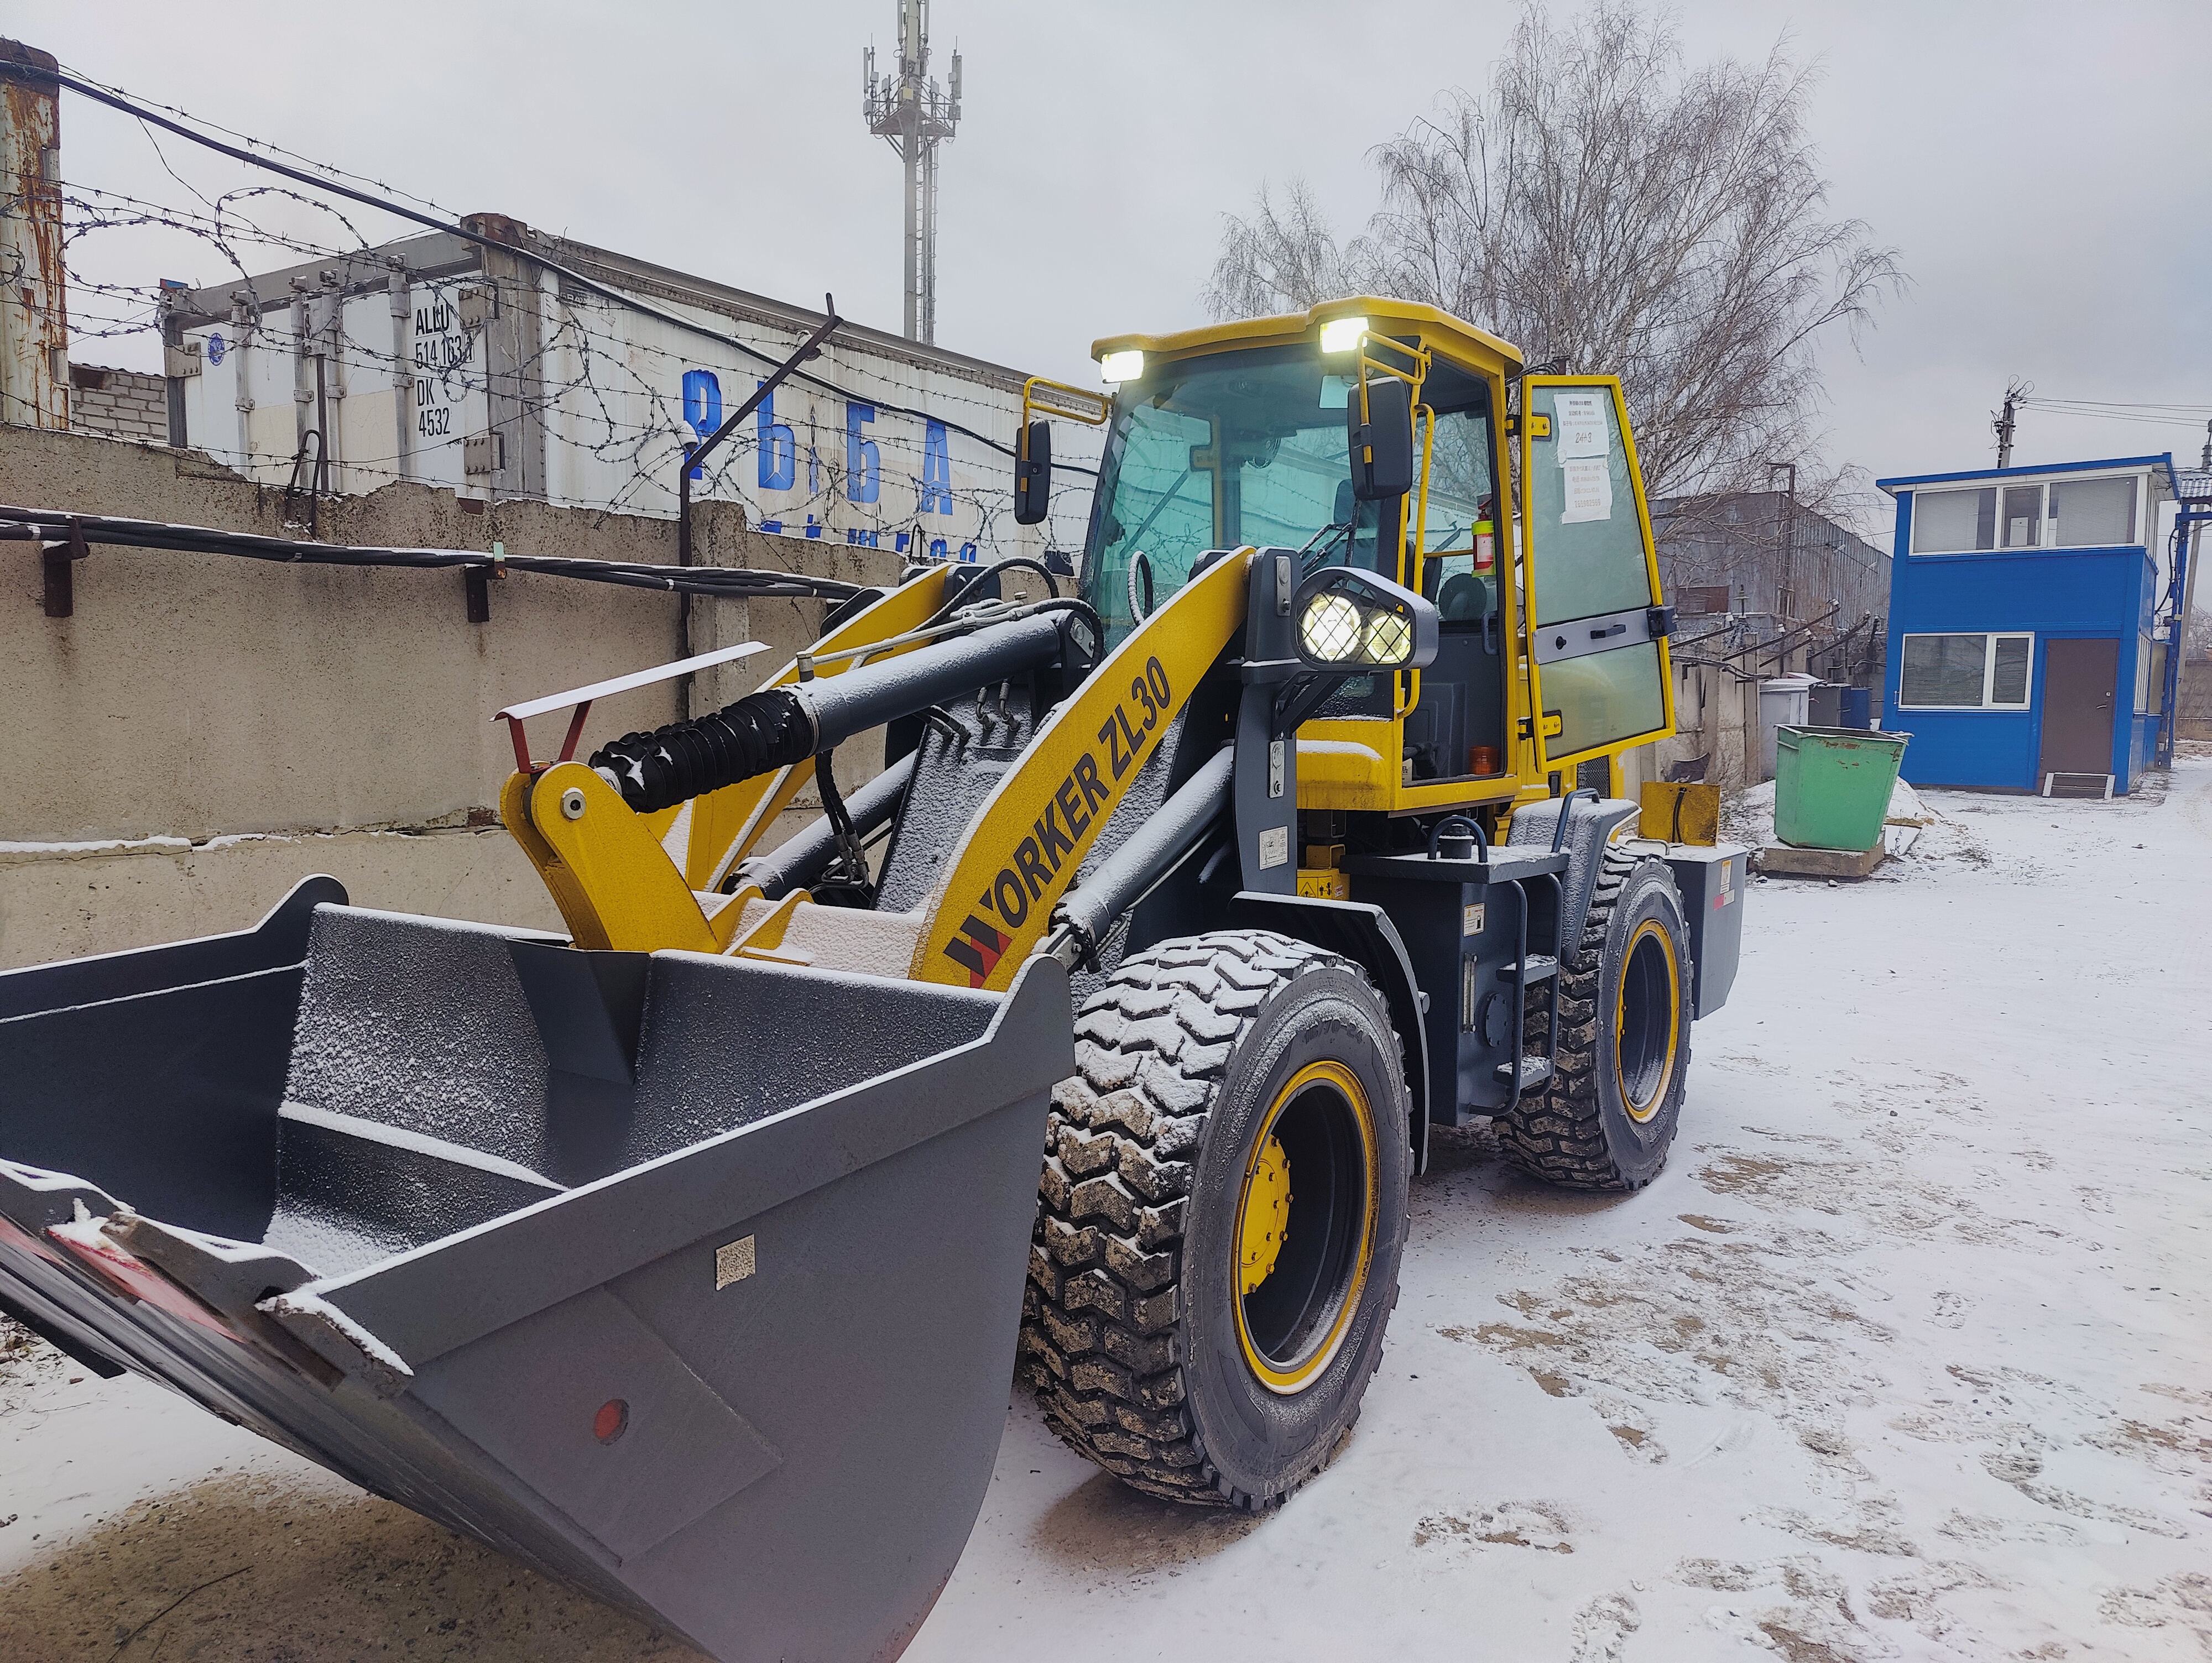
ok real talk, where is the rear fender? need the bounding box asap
[1225,891,1432,1176]
[1505,795,1641,951]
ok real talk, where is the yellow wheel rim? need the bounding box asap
[1614,917,1682,1124]
[1232,1059,1380,1396]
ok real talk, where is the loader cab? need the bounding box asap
[1078,299,1674,821]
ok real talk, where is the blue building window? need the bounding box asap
[1898,632,2032,709]
[1911,473,2142,554]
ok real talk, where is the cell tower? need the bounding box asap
[863,1,962,345]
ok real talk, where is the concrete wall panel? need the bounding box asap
[1,422,898,962]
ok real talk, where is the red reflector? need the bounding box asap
[593,1398,629,1444]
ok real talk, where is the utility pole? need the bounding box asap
[863,2,962,345]
[2200,418,2210,472]
[1766,460,1797,627]
[1993,379,2030,468]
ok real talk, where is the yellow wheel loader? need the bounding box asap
[0,299,1745,1659]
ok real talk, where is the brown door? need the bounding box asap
[2038,637,2119,779]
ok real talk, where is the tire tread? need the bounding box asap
[1494,845,1686,1192]
[1020,929,1383,1512]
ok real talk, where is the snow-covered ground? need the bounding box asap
[6,760,2209,1661]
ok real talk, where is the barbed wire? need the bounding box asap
[55,59,468,222]
[30,60,1100,489]
[22,142,1103,561]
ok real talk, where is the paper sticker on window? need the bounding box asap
[1561,457,1614,523]
[1554,393,1608,459]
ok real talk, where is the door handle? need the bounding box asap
[1590,622,1627,640]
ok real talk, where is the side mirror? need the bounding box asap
[1013,420,1051,525]
[1347,375,1413,501]
[1291,564,1438,672]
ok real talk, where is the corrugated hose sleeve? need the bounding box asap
[589,688,815,814]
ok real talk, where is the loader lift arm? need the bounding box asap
[504,542,1436,1001]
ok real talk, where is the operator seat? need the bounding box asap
[1437,571,1488,623]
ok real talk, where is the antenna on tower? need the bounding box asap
[863,1,962,345]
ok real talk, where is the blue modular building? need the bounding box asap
[1876,454,2178,795]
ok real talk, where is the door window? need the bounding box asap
[1539,645,1669,759]
[1518,376,1671,763]
[1521,383,1654,627]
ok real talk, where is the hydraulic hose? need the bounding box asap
[740,752,917,899]
[589,610,1071,814]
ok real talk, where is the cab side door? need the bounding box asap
[1516,375,1675,773]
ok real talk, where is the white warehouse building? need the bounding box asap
[163,214,1099,562]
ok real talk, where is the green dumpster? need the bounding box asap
[1774,726,1910,851]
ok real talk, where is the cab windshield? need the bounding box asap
[1079,343,1495,646]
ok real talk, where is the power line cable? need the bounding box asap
[0,502,868,601]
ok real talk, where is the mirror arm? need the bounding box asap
[1272,670,1346,737]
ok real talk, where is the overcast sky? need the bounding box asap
[17,0,2210,538]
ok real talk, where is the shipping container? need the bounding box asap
[165,216,1099,564]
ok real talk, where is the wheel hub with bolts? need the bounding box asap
[1233,1058,1380,1397]
[1238,1135,1291,1294]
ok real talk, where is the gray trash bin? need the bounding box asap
[1757,674,1817,780]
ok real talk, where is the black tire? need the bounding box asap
[1020,930,1412,1512]
[1497,846,1692,1191]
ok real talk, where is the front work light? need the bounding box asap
[1363,609,1412,665]
[1318,316,1369,355]
[1098,349,1145,383]
[1300,592,1364,662]
[1290,563,1439,672]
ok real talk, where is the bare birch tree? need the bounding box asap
[1204,2,1901,512]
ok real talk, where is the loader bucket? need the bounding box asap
[0,877,1071,1663]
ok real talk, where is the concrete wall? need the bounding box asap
[1637,619,1796,796]
[2177,651,2212,741]
[0,421,896,967]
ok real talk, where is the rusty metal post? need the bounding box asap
[0,40,67,430]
